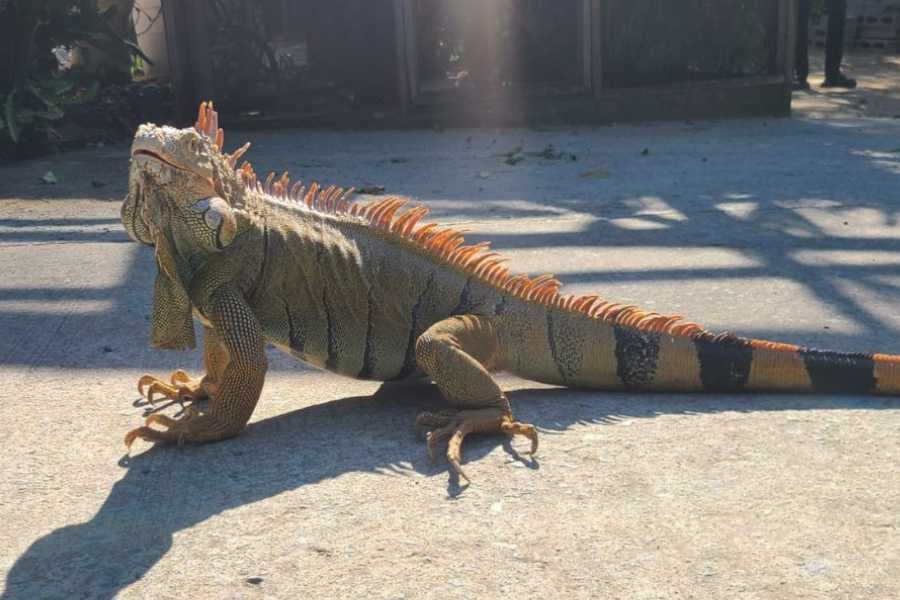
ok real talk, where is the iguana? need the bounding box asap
[122,102,900,481]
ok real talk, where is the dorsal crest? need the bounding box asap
[198,101,713,340]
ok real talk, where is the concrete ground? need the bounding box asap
[794,49,900,118]
[2,58,900,599]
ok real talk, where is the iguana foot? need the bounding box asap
[414,409,459,437]
[416,408,538,482]
[137,370,211,404]
[124,411,239,450]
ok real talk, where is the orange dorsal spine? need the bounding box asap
[192,101,711,341]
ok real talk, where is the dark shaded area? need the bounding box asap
[162,0,791,127]
[415,0,582,90]
[169,0,400,124]
[602,0,779,88]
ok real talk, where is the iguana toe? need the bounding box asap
[500,419,538,455]
[420,408,539,482]
[137,371,208,404]
[124,410,239,450]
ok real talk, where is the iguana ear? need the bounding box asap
[150,232,196,350]
[190,196,237,248]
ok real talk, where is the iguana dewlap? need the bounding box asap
[121,102,900,481]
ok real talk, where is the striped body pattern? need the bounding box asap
[242,170,900,397]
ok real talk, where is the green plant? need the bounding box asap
[207,0,281,107]
[0,78,99,146]
[0,0,148,156]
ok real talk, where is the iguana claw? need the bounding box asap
[137,370,208,404]
[417,408,538,482]
[124,409,237,450]
[124,411,194,448]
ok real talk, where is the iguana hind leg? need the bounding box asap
[125,288,267,449]
[414,315,537,482]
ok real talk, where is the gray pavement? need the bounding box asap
[1,104,899,598]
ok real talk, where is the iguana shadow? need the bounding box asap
[3,383,890,600]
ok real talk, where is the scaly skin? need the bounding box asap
[122,102,900,481]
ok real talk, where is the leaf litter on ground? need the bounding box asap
[579,166,611,179]
[494,144,577,166]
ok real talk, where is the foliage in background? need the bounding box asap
[206,0,282,110]
[0,0,148,158]
[603,0,779,88]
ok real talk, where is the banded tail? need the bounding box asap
[498,301,900,396]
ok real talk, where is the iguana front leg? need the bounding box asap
[125,288,267,449]
[136,326,228,404]
[414,315,538,482]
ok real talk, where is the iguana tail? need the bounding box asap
[498,301,900,396]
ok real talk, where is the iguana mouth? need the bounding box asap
[132,149,189,172]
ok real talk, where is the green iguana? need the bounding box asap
[122,102,900,481]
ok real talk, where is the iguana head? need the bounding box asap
[122,101,254,251]
[121,102,254,350]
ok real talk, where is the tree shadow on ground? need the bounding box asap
[3,116,900,368]
[3,380,895,600]
[2,109,900,598]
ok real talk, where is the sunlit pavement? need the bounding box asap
[793,50,900,119]
[2,79,899,597]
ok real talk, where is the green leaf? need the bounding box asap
[98,4,118,19]
[41,79,75,96]
[81,80,100,102]
[25,84,64,120]
[15,109,39,123]
[123,40,154,65]
[5,90,19,144]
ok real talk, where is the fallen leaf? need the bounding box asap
[579,167,610,179]
[495,146,525,165]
